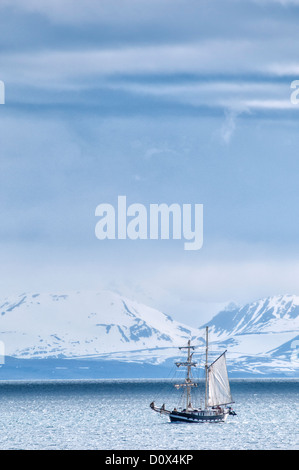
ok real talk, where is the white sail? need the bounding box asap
[208,351,233,406]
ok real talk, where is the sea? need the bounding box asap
[0,379,297,450]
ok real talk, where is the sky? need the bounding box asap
[1,0,299,325]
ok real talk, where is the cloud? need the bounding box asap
[221,109,239,144]
[1,43,297,119]
[3,0,299,26]
[150,258,299,306]
[219,102,253,144]
[1,0,299,120]
[254,0,299,4]
[0,0,120,24]
[1,41,260,85]
[10,1,187,22]
[2,237,299,325]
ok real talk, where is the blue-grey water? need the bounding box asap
[0,379,297,450]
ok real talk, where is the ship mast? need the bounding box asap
[175,339,197,410]
[205,326,209,409]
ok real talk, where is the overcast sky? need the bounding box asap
[1,0,299,325]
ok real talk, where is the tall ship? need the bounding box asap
[150,327,236,423]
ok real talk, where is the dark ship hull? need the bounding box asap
[169,410,226,423]
[150,402,234,423]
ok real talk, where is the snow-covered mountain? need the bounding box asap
[202,294,299,338]
[0,291,298,378]
[200,295,299,376]
[0,290,201,362]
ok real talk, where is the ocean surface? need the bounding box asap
[0,379,297,450]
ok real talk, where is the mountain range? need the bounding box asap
[0,290,298,378]
[200,294,299,377]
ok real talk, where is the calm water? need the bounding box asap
[0,379,297,450]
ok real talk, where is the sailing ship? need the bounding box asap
[150,327,236,423]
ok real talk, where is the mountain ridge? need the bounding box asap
[0,290,298,377]
[201,294,299,337]
[0,289,201,360]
